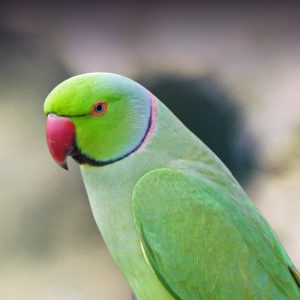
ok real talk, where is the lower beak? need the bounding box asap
[46,114,75,170]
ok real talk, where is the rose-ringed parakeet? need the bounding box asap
[44,73,300,300]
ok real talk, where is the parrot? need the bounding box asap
[44,72,300,300]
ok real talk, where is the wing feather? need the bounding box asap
[132,168,300,300]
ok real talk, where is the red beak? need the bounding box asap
[46,114,75,170]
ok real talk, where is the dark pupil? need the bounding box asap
[95,103,104,112]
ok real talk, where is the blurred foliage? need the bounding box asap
[138,74,257,185]
[0,27,69,102]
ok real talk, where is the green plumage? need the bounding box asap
[133,168,299,299]
[44,73,300,300]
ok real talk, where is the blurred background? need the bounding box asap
[0,1,299,299]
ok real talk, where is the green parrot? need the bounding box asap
[44,73,300,300]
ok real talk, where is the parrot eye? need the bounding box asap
[91,101,107,116]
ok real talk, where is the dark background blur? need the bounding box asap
[1,1,300,299]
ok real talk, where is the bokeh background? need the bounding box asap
[0,1,299,299]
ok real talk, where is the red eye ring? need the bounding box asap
[91,101,107,116]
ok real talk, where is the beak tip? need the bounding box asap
[60,161,69,170]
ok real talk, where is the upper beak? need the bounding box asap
[46,114,75,170]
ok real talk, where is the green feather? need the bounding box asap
[290,266,300,288]
[44,73,300,300]
[133,168,300,299]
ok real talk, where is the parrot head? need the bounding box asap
[44,73,154,169]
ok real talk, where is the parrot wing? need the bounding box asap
[290,265,300,288]
[132,168,300,300]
